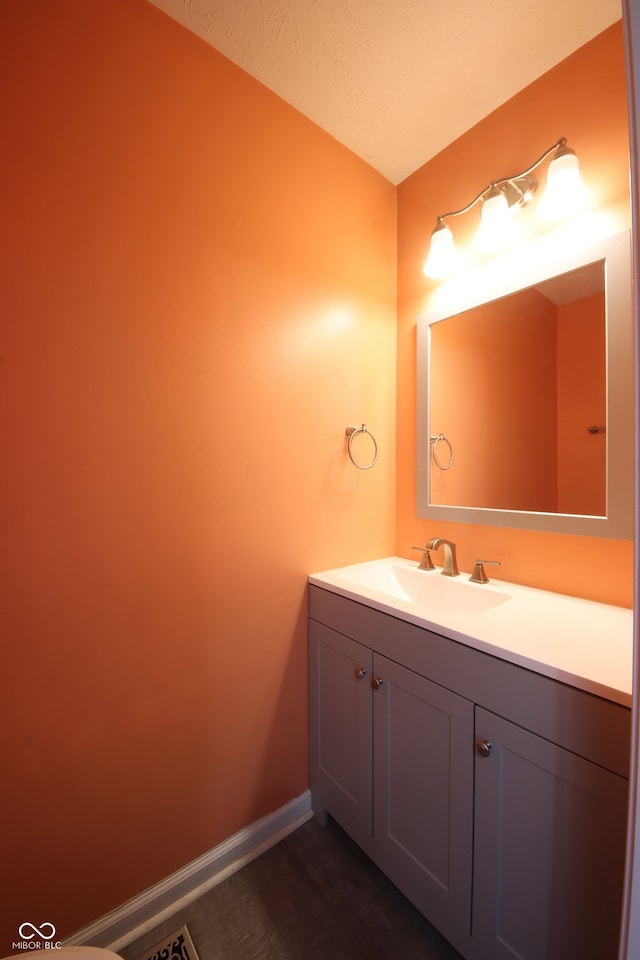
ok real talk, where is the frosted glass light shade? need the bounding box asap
[475,187,511,251]
[538,148,587,219]
[423,222,457,279]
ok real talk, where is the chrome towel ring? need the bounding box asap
[346,424,378,470]
[430,433,454,471]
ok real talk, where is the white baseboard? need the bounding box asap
[64,791,313,954]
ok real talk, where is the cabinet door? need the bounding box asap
[473,706,628,960]
[372,653,474,940]
[308,620,373,847]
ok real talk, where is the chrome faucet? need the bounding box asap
[426,537,460,577]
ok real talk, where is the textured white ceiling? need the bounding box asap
[146,0,622,183]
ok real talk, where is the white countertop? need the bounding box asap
[309,556,634,707]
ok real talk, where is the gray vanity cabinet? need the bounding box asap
[473,707,628,960]
[308,621,373,850]
[308,585,630,960]
[309,617,475,949]
[372,653,474,939]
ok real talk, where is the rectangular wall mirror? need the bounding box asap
[416,229,634,538]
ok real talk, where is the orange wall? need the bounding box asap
[397,22,633,607]
[1,0,396,942]
[429,288,558,511]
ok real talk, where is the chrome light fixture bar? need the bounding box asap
[423,138,587,279]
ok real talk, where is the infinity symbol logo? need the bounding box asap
[18,923,56,941]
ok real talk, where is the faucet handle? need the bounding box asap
[411,546,435,571]
[469,559,501,584]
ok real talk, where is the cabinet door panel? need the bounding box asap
[309,621,372,846]
[373,653,474,936]
[473,706,628,960]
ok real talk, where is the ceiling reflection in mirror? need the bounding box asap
[416,230,633,538]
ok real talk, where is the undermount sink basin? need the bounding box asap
[328,558,511,619]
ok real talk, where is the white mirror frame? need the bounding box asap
[417,229,634,538]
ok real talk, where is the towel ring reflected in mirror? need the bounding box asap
[430,433,454,470]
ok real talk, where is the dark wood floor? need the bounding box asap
[121,817,464,960]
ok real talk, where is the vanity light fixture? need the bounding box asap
[423,138,587,279]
